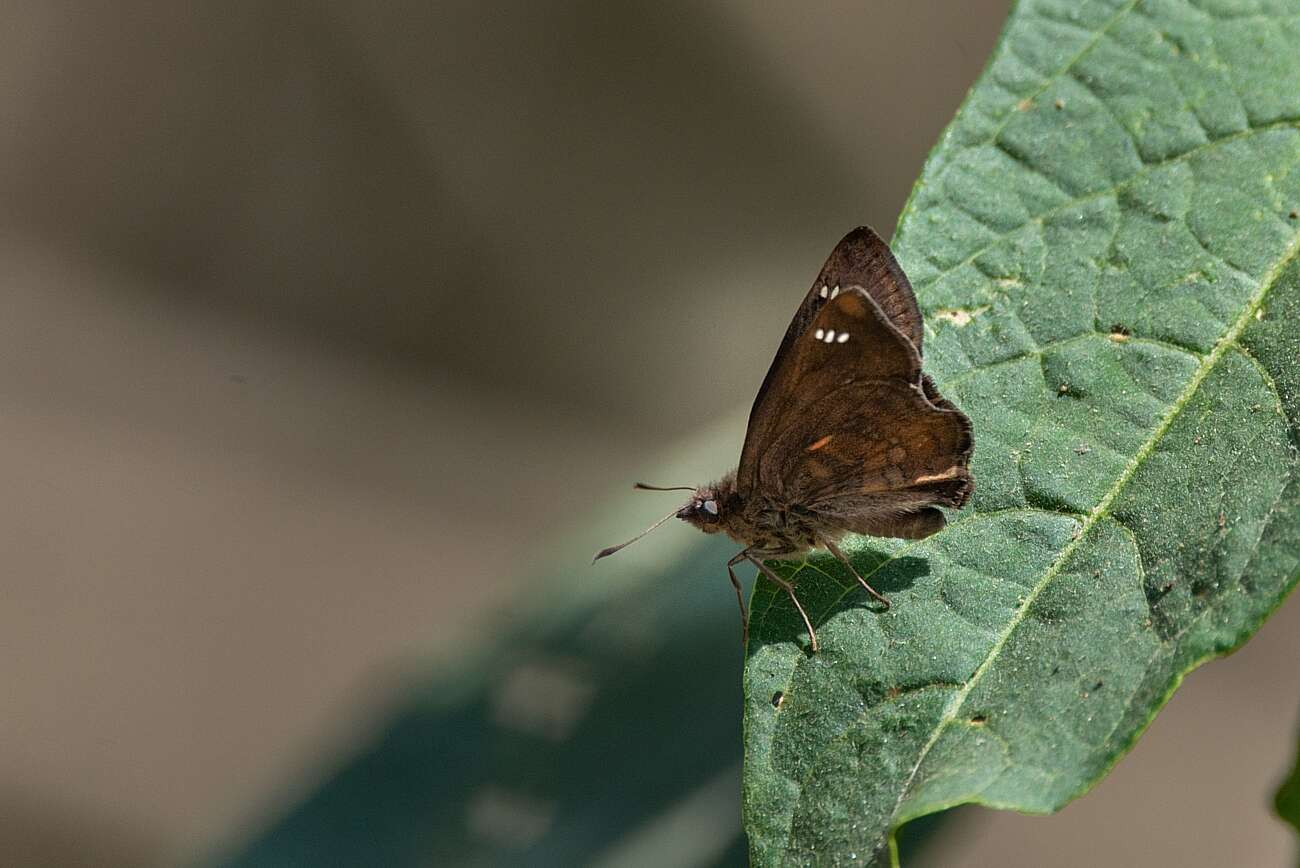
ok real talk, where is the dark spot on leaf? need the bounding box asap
[1053,98,1065,110]
[969,714,987,725]
[771,691,784,709]
[1074,443,1091,455]
[1051,665,1060,676]
[1093,680,1103,691]
[1290,209,1298,219]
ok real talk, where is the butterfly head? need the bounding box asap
[676,487,724,532]
[591,477,737,564]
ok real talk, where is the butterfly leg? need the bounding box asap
[725,551,751,647]
[822,537,891,610]
[745,552,819,652]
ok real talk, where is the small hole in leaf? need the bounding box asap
[969,714,987,726]
[771,691,784,709]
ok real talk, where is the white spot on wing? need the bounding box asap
[814,328,825,340]
[836,332,850,343]
[823,329,836,342]
[703,499,718,515]
[830,286,840,298]
[819,285,829,298]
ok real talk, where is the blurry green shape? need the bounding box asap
[206,524,952,867]
[1279,713,1300,867]
[742,0,1300,864]
[209,538,745,867]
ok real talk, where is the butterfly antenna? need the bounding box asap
[633,483,695,492]
[592,507,680,564]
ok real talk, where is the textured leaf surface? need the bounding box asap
[742,1,1300,864]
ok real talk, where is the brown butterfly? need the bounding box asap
[594,227,973,651]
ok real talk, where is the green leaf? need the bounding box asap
[742,0,1300,864]
[1279,711,1300,865]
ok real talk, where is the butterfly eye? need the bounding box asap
[703,500,718,515]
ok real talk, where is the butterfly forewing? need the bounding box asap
[738,228,929,495]
[737,275,973,540]
[738,284,921,492]
[744,286,969,504]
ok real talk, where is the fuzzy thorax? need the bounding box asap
[676,473,826,558]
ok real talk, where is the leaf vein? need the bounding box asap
[886,221,1300,838]
[914,120,1300,297]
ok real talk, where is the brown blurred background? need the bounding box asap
[1,2,1297,866]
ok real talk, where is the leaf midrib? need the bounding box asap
[881,224,1300,836]
[759,191,1300,859]
[751,1,1300,855]
[759,131,1300,861]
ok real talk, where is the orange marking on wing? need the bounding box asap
[806,435,834,452]
[913,469,960,484]
[837,292,866,316]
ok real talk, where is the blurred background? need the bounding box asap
[2,2,1298,866]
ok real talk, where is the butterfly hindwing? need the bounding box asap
[757,378,972,516]
[739,228,930,494]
